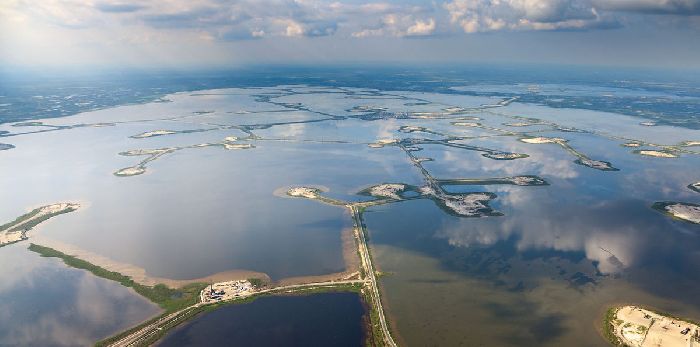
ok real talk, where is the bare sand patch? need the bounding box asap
[609,306,699,347]
[637,150,678,158]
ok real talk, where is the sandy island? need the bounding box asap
[653,202,700,224]
[0,203,80,247]
[520,136,566,144]
[362,183,407,200]
[636,150,678,158]
[368,138,398,148]
[689,182,700,194]
[452,121,481,127]
[130,130,178,139]
[606,306,699,347]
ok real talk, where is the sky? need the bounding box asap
[1,0,700,69]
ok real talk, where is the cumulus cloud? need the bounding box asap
[94,2,146,13]
[2,0,697,42]
[592,0,700,15]
[443,0,620,33]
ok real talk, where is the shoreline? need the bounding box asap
[603,305,700,346]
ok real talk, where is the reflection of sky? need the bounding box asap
[0,244,159,346]
[452,83,698,100]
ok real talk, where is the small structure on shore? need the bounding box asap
[200,280,255,304]
[606,306,700,347]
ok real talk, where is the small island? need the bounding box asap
[437,175,549,187]
[368,139,398,148]
[652,202,700,224]
[0,203,80,247]
[359,183,408,200]
[482,152,529,160]
[575,158,619,171]
[635,150,678,158]
[689,182,700,194]
[604,306,699,346]
[130,130,178,139]
[452,121,481,127]
[519,136,566,144]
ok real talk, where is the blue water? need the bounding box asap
[158,293,365,347]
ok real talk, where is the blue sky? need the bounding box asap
[1,0,699,69]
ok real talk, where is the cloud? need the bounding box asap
[2,0,698,44]
[406,18,436,36]
[592,0,700,16]
[443,0,619,33]
[352,13,437,38]
[94,2,146,13]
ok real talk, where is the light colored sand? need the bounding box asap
[200,280,254,303]
[623,142,642,147]
[223,143,254,150]
[664,203,700,224]
[1,203,80,246]
[611,306,700,347]
[368,139,398,148]
[114,166,145,176]
[121,148,174,156]
[510,176,541,186]
[452,122,480,127]
[503,122,535,127]
[131,130,177,138]
[520,137,566,144]
[286,187,321,199]
[680,141,700,147]
[368,184,406,200]
[640,122,657,126]
[638,150,678,158]
[440,193,494,217]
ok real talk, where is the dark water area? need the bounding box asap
[158,293,365,347]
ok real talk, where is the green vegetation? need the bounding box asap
[0,209,41,232]
[28,244,206,312]
[1,206,77,234]
[602,307,627,347]
[247,277,264,289]
[360,286,394,347]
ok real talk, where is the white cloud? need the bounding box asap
[406,18,436,36]
[443,0,618,33]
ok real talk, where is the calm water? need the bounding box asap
[363,122,700,345]
[0,243,160,346]
[158,293,365,347]
[1,69,699,346]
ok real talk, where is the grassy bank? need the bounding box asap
[602,307,625,346]
[28,244,206,312]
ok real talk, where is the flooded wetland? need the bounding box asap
[1,71,699,346]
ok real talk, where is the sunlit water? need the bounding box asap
[1,73,699,346]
